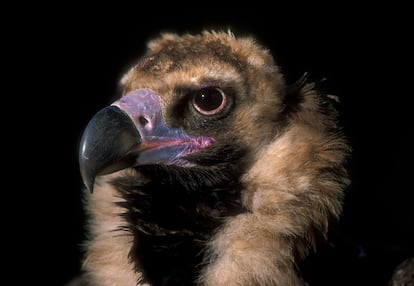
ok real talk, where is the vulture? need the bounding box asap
[74,30,351,286]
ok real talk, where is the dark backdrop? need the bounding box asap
[20,4,412,286]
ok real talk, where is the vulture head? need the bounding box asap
[77,30,350,286]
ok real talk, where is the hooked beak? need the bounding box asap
[79,89,214,192]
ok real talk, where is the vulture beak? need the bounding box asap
[79,88,214,192]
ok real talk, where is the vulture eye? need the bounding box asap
[193,87,227,115]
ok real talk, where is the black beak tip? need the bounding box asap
[82,178,95,193]
[78,105,142,193]
[79,140,96,193]
[85,181,95,193]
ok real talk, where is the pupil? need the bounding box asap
[196,88,222,111]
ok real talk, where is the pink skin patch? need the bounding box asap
[112,89,214,166]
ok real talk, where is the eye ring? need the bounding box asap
[192,87,227,115]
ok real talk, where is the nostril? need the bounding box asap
[138,116,149,127]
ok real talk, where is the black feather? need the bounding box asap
[111,157,248,285]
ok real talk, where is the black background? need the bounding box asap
[14,3,412,286]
